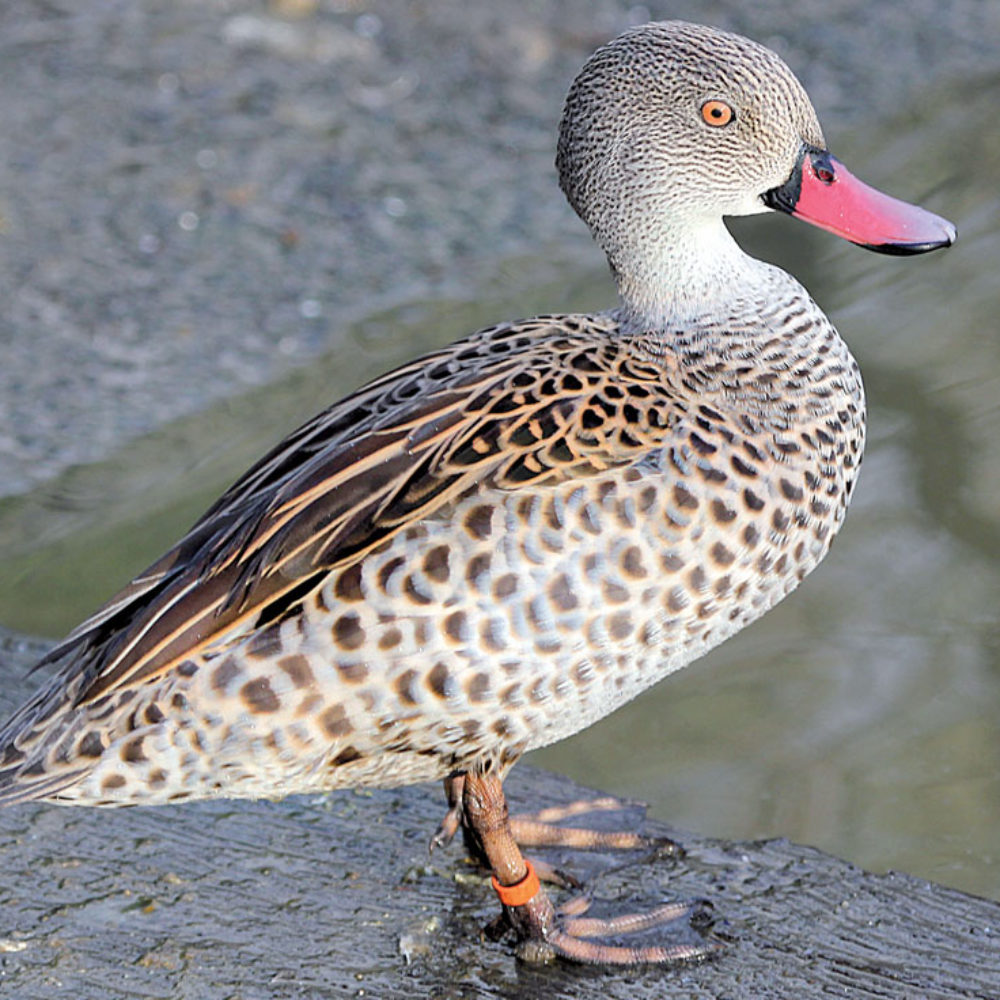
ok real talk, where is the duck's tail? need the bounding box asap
[0,660,91,805]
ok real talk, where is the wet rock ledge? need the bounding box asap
[0,631,997,1000]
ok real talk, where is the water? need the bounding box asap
[0,82,996,901]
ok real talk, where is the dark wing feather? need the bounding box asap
[18,315,674,711]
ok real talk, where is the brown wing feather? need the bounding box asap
[31,314,675,707]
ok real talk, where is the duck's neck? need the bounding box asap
[608,216,864,430]
[611,217,783,335]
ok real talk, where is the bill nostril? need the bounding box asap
[808,150,837,184]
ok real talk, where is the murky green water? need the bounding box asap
[1,82,997,901]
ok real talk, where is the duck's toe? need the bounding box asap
[499,886,720,966]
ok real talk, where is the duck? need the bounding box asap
[0,20,954,964]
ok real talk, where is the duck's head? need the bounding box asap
[557,21,954,308]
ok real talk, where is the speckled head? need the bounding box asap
[556,22,825,264]
[556,20,955,326]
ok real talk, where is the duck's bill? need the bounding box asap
[762,145,956,255]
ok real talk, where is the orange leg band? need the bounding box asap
[491,859,541,908]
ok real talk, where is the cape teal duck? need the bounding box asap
[0,20,954,964]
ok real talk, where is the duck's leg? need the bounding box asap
[460,768,715,965]
[460,768,560,960]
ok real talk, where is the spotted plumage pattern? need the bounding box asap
[0,275,863,805]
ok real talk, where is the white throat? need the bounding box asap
[613,217,780,333]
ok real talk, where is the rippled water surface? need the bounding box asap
[0,82,997,900]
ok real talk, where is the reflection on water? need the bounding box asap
[0,82,998,900]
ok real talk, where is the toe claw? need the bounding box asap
[428,824,455,853]
[429,800,463,853]
[688,897,715,929]
[651,835,685,860]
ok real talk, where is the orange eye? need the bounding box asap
[701,100,735,127]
